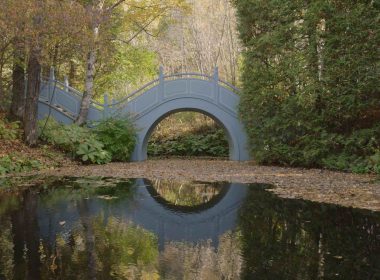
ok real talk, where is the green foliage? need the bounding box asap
[39,117,137,164]
[93,117,137,162]
[39,118,111,164]
[94,45,158,100]
[0,119,20,140]
[76,138,111,164]
[0,154,42,175]
[148,127,228,157]
[234,0,380,174]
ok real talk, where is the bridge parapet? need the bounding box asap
[38,66,239,122]
[110,67,240,120]
[38,67,104,123]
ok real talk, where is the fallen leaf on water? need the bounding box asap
[97,195,118,200]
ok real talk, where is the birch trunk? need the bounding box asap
[75,1,104,125]
[75,46,97,125]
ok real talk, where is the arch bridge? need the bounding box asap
[38,67,250,161]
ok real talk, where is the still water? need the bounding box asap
[0,177,379,279]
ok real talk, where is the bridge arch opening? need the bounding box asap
[130,96,249,161]
[145,179,231,213]
[141,108,234,160]
[146,110,230,159]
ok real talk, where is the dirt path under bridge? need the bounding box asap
[30,159,380,211]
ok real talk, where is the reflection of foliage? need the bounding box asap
[0,219,14,280]
[94,217,159,279]
[160,231,242,280]
[151,179,223,206]
[39,216,159,280]
[238,185,380,279]
[39,177,136,207]
[0,193,20,216]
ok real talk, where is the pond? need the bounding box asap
[0,177,379,279]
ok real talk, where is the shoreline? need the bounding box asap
[9,159,379,211]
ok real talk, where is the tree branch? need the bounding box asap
[106,0,126,13]
[113,13,163,44]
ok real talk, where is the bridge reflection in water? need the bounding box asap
[34,178,247,250]
[134,179,246,249]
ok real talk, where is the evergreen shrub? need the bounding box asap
[234,0,380,174]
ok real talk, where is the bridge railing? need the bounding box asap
[39,66,239,120]
[39,68,105,121]
[109,67,239,107]
[109,78,160,106]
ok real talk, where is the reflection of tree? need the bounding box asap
[151,179,222,207]
[37,216,159,280]
[35,178,156,279]
[77,199,97,280]
[159,231,243,280]
[0,193,19,217]
[0,177,157,280]
[0,194,18,278]
[0,219,14,279]
[238,185,380,279]
[39,177,136,207]
[0,192,21,279]
[6,189,42,279]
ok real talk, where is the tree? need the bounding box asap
[233,0,380,172]
[0,0,28,117]
[150,0,241,85]
[9,39,26,121]
[0,0,90,144]
[75,0,188,125]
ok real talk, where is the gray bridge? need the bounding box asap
[38,67,250,161]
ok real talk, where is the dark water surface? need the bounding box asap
[0,177,379,279]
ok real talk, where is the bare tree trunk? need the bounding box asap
[9,43,25,121]
[76,0,105,125]
[24,47,41,146]
[75,48,97,125]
